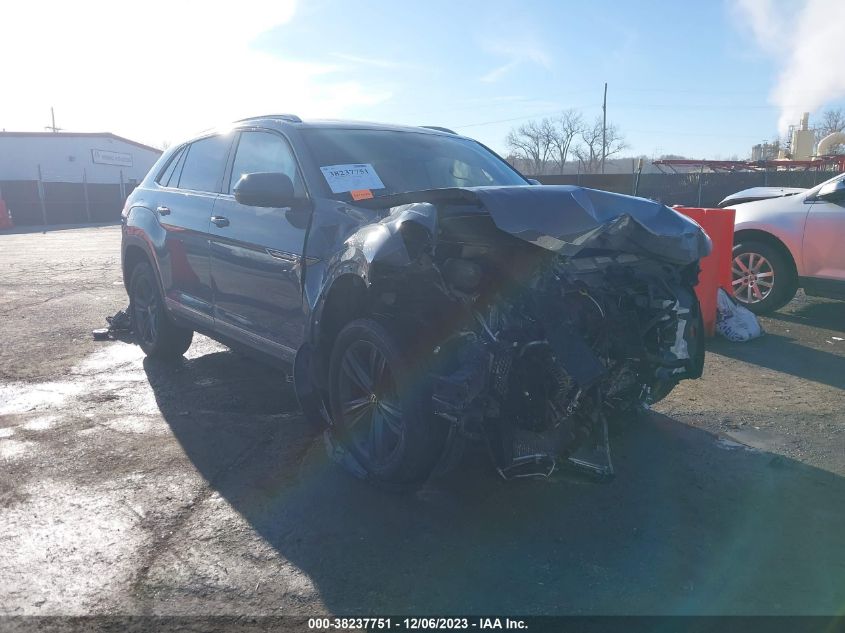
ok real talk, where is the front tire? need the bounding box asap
[732,240,796,315]
[129,262,193,359]
[328,318,444,489]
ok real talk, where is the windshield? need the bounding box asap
[807,171,845,198]
[302,128,528,201]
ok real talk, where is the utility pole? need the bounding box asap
[601,82,607,174]
[45,107,62,133]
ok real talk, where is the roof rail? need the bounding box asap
[420,125,457,134]
[234,113,302,123]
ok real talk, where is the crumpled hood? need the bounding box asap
[361,185,712,266]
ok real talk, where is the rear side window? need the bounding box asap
[157,145,186,187]
[228,131,304,196]
[177,135,232,193]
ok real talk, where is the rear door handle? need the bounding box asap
[210,215,230,228]
[156,205,171,216]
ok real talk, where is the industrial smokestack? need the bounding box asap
[790,112,814,160]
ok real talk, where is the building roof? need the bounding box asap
[0,131,162,154]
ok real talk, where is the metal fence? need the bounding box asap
[0,166,136,227]
[2,167,840,226]
[535,169,838,207]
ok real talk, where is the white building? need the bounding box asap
[0,131,161,184]
[0,132,162,226]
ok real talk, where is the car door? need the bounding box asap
[156,134,233,327]
[802,174,845,282]
[208,129,310,360]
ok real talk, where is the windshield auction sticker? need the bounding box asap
[320,164,385,193]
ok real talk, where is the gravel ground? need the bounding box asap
[1,225,844,620]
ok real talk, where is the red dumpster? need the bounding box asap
[0,200,12,230]
[672,206,736,337]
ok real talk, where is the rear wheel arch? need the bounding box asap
[122,243,154,291]
[128,261,193,359]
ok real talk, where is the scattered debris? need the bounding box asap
[716,288,763,342]
[107,308,132,332]
[92,307,132,341]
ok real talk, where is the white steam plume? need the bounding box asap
[736,0,845,134]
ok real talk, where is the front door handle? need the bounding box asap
[156,205,171,216]
[210,215,230,228]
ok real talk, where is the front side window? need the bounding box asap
[177,135,232,193]
[228,131,304,196]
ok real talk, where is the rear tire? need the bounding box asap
[732,240,796,315]
[328,318,444,490]
[129,262,193,360]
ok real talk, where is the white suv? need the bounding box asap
[732,172,845,314]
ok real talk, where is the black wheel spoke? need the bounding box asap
[343,396,375,429]
[135,305,151,342]
[378,399,403,435]
[369,347,386,393]
[370,409,387,461]
[337,338,406,468]
[132,277,160,344]
[148,308,158,340]
[135,310,148,340]
[342,350,373,393]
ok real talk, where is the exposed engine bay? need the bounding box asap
[428,248,703,479]
[312,185,710,482]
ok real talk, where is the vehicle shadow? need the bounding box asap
[707,332,845,390]
[144,352,845,615]
[768,300,845,334]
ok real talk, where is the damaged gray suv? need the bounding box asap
[121,115,709,488]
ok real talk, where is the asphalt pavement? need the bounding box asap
[1,225,844,618]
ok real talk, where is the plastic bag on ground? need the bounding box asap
[716,288,764,342]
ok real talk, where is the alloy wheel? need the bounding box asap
[337,340,404,467]
[132,277,159,345]
[732,252,775,304]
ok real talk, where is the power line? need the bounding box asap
[454,108,588,129]
[625,129,766,139]
[452,102,819,131]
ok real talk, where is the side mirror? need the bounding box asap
[816,179,845,202]
[527,178,542,186]
[233,172,296,207]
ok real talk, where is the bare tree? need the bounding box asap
[814,107,845,154]
[573,117,627,173]
[548,110,583,173]
[506,118,555,175]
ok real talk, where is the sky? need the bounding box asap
[1,0,844,160]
